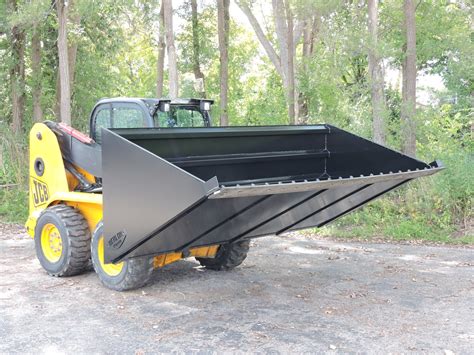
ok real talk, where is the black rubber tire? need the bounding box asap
[91,222,153,291]
[34,205,91,277]
[196,240,250,271]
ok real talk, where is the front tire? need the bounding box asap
[91,222,153,291]
[196,240,250,271]
[34,205,91,277]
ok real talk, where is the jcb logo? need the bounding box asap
[32,179,49,206]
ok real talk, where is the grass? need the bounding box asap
[314,224,473,245]
[310,202,473,245]
[1,124,28,225]
[0,188,29,223]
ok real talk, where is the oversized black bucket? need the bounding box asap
[101,125,442,263]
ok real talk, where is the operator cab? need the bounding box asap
[90,98,213,143]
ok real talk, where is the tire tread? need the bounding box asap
[91,222,154,291]
[37,205,91,277]
[196,240,250,271]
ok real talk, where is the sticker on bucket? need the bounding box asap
[108,230,127,249]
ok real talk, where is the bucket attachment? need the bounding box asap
[101,125,443,263]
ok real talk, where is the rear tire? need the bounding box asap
[34,205,91,277]
[196,240,250,271]
[91,222,153,291]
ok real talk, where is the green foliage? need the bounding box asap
[0,188,28,222]
[381,0,473,108]
[0,0,472,245]
[0,124,27,186]
[0,123,28,223]
[320,106,473,243]
[177,5,262,124]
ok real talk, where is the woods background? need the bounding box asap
[0,0,472,242]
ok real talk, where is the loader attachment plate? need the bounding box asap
[101,125,443,263]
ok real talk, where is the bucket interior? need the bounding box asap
[112,125,430,186]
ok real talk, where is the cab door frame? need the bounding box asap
[89,99,154,142]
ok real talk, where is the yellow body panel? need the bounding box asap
[63,195,102,234]
[26,122,220,269]
[26,123,69,236]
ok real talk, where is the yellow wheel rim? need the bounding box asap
[41,223,63,263]
[98,236,124,276]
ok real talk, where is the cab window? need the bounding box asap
[93,105,111,143]
[154,106,205,127]
[112,103,147,129]
[93,103,147,143]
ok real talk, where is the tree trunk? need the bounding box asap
[31,25,43,122]
[10,21,25,133]
[68,42,78,94]
[57,0,71,125]
[273,0,288,89]
[54,40,77,121]
[284,0,296,124]
[156,2,165,97]
[163,0,178,99]
[217,0,230,126]
[191,0,206,98]
[302,17,318,59]
[54,73,60,119]
[55,0,79,122]
[8,0,25,134]
[236,1,282,76]
[68,2,80,94]
[298,17,318,122]
[10,32,25,134]
[401,0,417,157]
[273,0,296,123]
[368,0,386,144]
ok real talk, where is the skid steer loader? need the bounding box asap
[26,97,443,291]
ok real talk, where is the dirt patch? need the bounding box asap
[0,223,26,240]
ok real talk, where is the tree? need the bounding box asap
[401,0,417,157]
[299,13,319,122]
[217,0,230,125]
[31,23,43,122]
[156,1,165,97]
[236,0,303,124]
[367,0,386,144]
[7,0,25,133]
[284,0,295,124]
[191,0,205,98]
[67,2,80,95]
[56,0,71,124]
[163,0,178,98]
[55,0,80,123]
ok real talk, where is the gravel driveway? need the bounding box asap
[1,223,473,353]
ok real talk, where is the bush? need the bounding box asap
[0,124,28,223]
[319,105,473,243]
[0,189,28,222]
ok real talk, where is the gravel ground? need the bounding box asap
[0,223,473,354]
